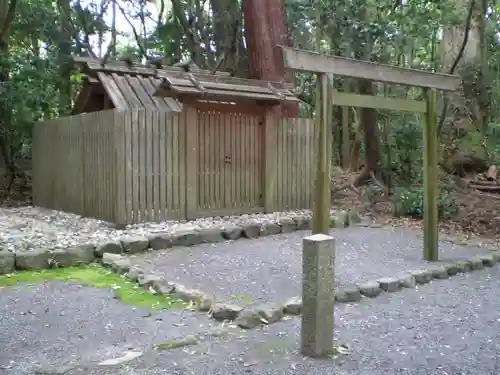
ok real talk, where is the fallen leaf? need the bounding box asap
[335,344,350,355]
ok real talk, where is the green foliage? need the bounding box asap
[0,264,185,310]
[453,123,500,165]
[382,117,423,184]
[392,186,459,220]
[0,0,498,186]
[485,122,500,165]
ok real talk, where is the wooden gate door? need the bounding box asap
[196,104,264,216]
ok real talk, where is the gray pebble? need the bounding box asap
[427,265,449,279]
[210,303,243,321]
[358,281,382,298]
[454,260,472,273]
[377,277,401,292]
[398,274,416,288]
[283,296,302,315]
[408,269,432,284]
[467,256,485,270]
[335,286,362,302]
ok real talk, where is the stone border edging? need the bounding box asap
[4,209,498,331]
[98,249,500,330]
[278,251,500,322]
[0,209,361,275]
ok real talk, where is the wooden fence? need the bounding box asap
[32,108,315,224]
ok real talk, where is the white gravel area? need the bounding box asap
[0,206,339,252]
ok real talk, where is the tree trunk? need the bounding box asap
[0,0,18,192]
[354,79,382,186]
[243,0,299,117]
[351,1,381,186]
[439,0,481,132]
[57,0,73,115]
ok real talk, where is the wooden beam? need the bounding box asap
[86,62,158,76]
[157,70,294,90]
[311,73,332,235]
[97,72,129,109]
[71,83,92,115]
[422,88,439,261]
[154,87,299,105]
[278,46,461,92]
[159,77,296,98]
[332,92,427,113]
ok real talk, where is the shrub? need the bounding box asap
[392,186,458,220]
[386,119,423,185]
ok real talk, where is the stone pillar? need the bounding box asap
[300,233,335,358]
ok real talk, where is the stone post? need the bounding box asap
[300,233,335,358]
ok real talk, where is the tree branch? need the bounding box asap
[116,1,149,59]
[58,0,98,58]
[156,0,165,27]
[0,0,17,44]
[171,0,207,66]
[437,0,475,135]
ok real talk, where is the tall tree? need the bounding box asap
[243,0,299,117]
[0,0,18,176]
[56,0,74,115]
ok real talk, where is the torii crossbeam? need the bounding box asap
[278,45,462,261]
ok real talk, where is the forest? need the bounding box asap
[0,0,499,237]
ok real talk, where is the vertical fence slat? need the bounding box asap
[177,110,186,220]
[223,112,230,209]
[151,110,160,221]
[138,110,147,221]
[114,111,126,224]
[130,110,139,222]
[158,111,167,220]
[273,118,315,210]
[124,111,133,223]
[144,110,153,221]
[185,107,197,219]
[171,111,180,219]
[242,114,249,208]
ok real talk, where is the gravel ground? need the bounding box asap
[0,281,232,375]
[130,225,490,304]
[3,267,500,375]
[0,206,318,251]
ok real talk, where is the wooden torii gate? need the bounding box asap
[278,46,462,261]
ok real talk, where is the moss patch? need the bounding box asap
[0,264,184,310]
[230,294,254,305]
[154,335,199,350]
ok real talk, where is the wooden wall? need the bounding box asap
[32,108,316,224]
